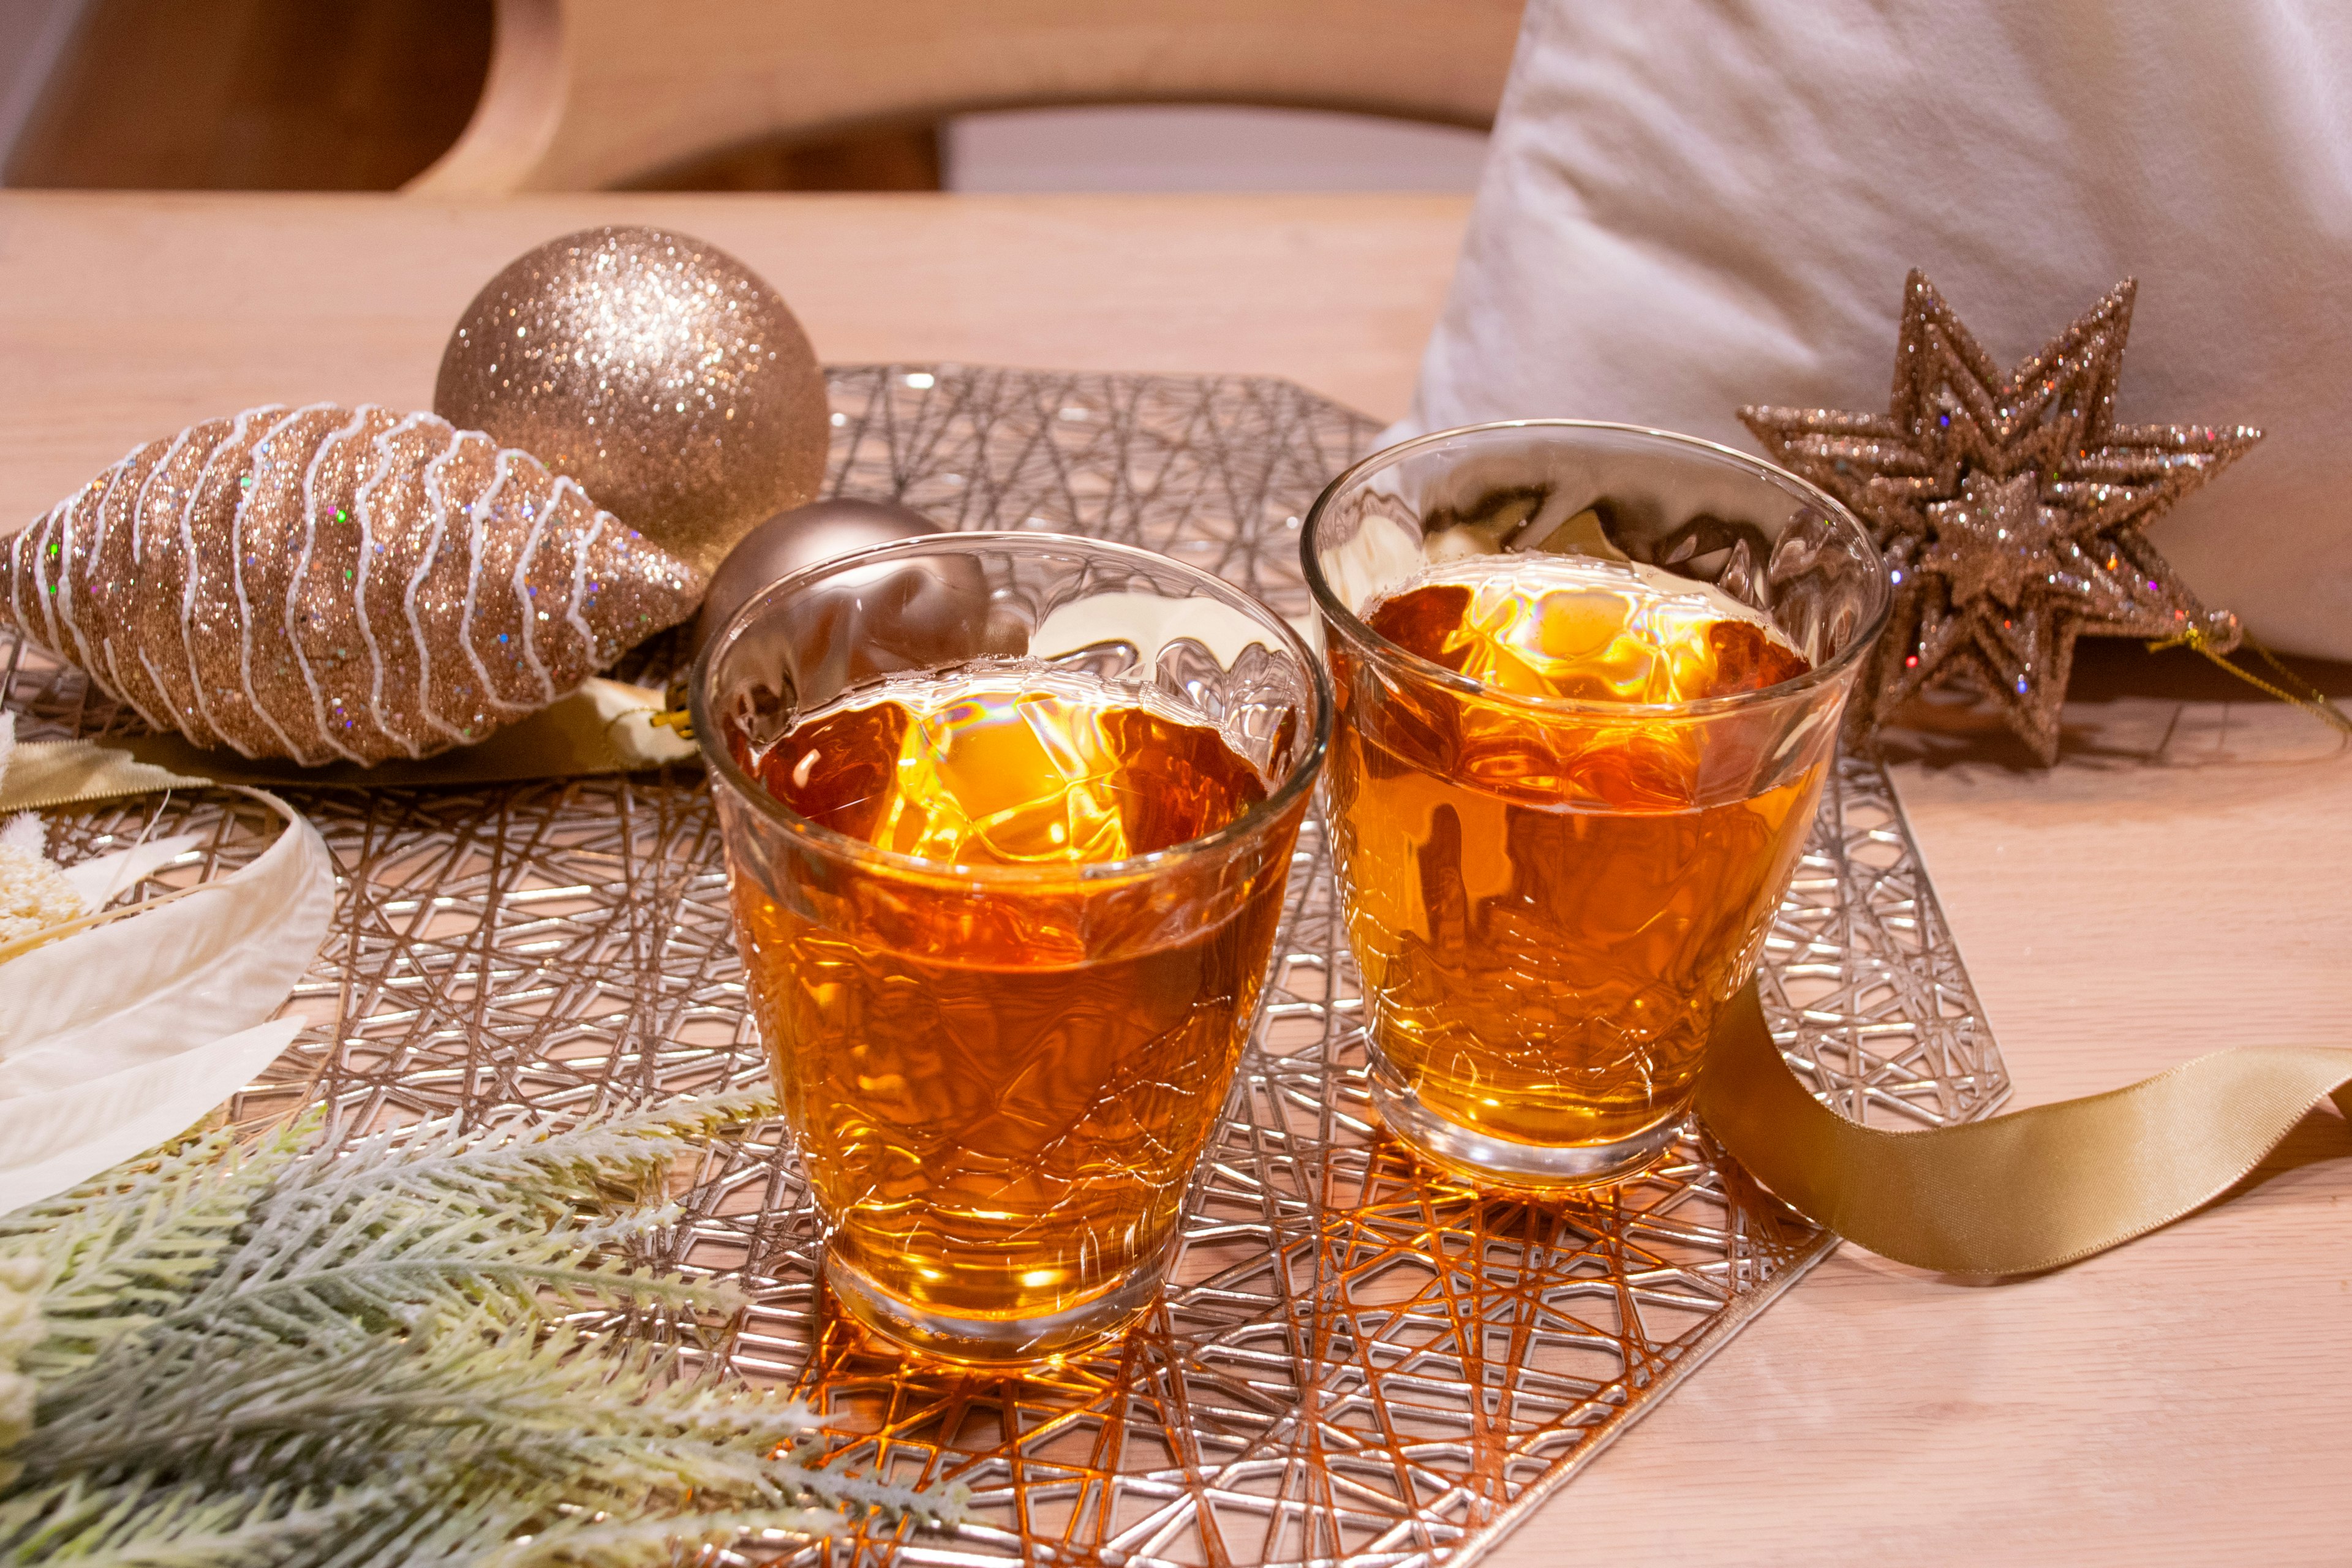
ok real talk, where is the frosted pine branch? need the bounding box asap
[0,1093,953,1567]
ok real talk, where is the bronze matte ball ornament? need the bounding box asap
[691,499,1003,694]
[435,226,829,577]
[689,497,944,656]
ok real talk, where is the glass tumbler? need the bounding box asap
[695,532,1330,1362]
[1302,422,1891,1189]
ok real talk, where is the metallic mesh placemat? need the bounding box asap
[4,366,2010,1568]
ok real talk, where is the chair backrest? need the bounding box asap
[407,0,1525,195]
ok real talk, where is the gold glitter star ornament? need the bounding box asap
[1,404,705,766]
[1741,271,2261,761]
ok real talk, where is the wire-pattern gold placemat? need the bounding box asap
[4,366,2008,1568]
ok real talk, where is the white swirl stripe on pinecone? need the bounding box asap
[3,404,704,766]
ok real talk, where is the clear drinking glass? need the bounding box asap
[1302,421,1891,1189]
[695,531,1330,1362]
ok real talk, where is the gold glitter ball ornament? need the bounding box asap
[1741,271,2261,763]
[1,404,705,767]
[435,226,830,576]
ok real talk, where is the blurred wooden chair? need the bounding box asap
[7,0,492,191]
[405,0,1525,195]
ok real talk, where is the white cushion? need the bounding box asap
[1402,0,2352,659]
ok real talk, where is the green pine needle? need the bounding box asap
[0,1095,961,1566]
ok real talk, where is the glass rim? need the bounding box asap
[1299,418,1894,720]
[690,529,1335,888]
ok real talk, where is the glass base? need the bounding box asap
[823,1249,1162,1365]
[1368,1063,1684,1192]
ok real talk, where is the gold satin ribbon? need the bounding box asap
[1702,984,2352,1275]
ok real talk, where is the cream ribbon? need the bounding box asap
[0,790,334,1209]
[1701,983,2352,1275]
[0,679,695,812]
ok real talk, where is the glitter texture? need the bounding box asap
[0,404,704,766]
[435,226,831,576]
[1740,271,2261,762]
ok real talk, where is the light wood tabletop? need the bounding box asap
[3,190,2346,1566]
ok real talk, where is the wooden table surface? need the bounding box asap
[4,190,2346,1566]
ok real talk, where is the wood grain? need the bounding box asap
[2,189,2346,1566]
[0,190,1462,519]
[412,0,1524,194]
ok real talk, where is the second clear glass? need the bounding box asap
[1302,421,1891,1189]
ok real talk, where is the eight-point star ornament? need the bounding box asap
[1741,271,2261,762]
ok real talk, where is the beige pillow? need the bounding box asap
[1401,0,2352,659]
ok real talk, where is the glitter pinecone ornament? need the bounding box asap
[1,404,705,766]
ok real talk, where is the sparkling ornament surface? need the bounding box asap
[1,404,703,766]
[435,226,830,577]
[1741,271,2261,762]
[6,366,2008,1568]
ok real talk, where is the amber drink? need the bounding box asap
[696,533,1329,1362]
[1303,423,1890,1189]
